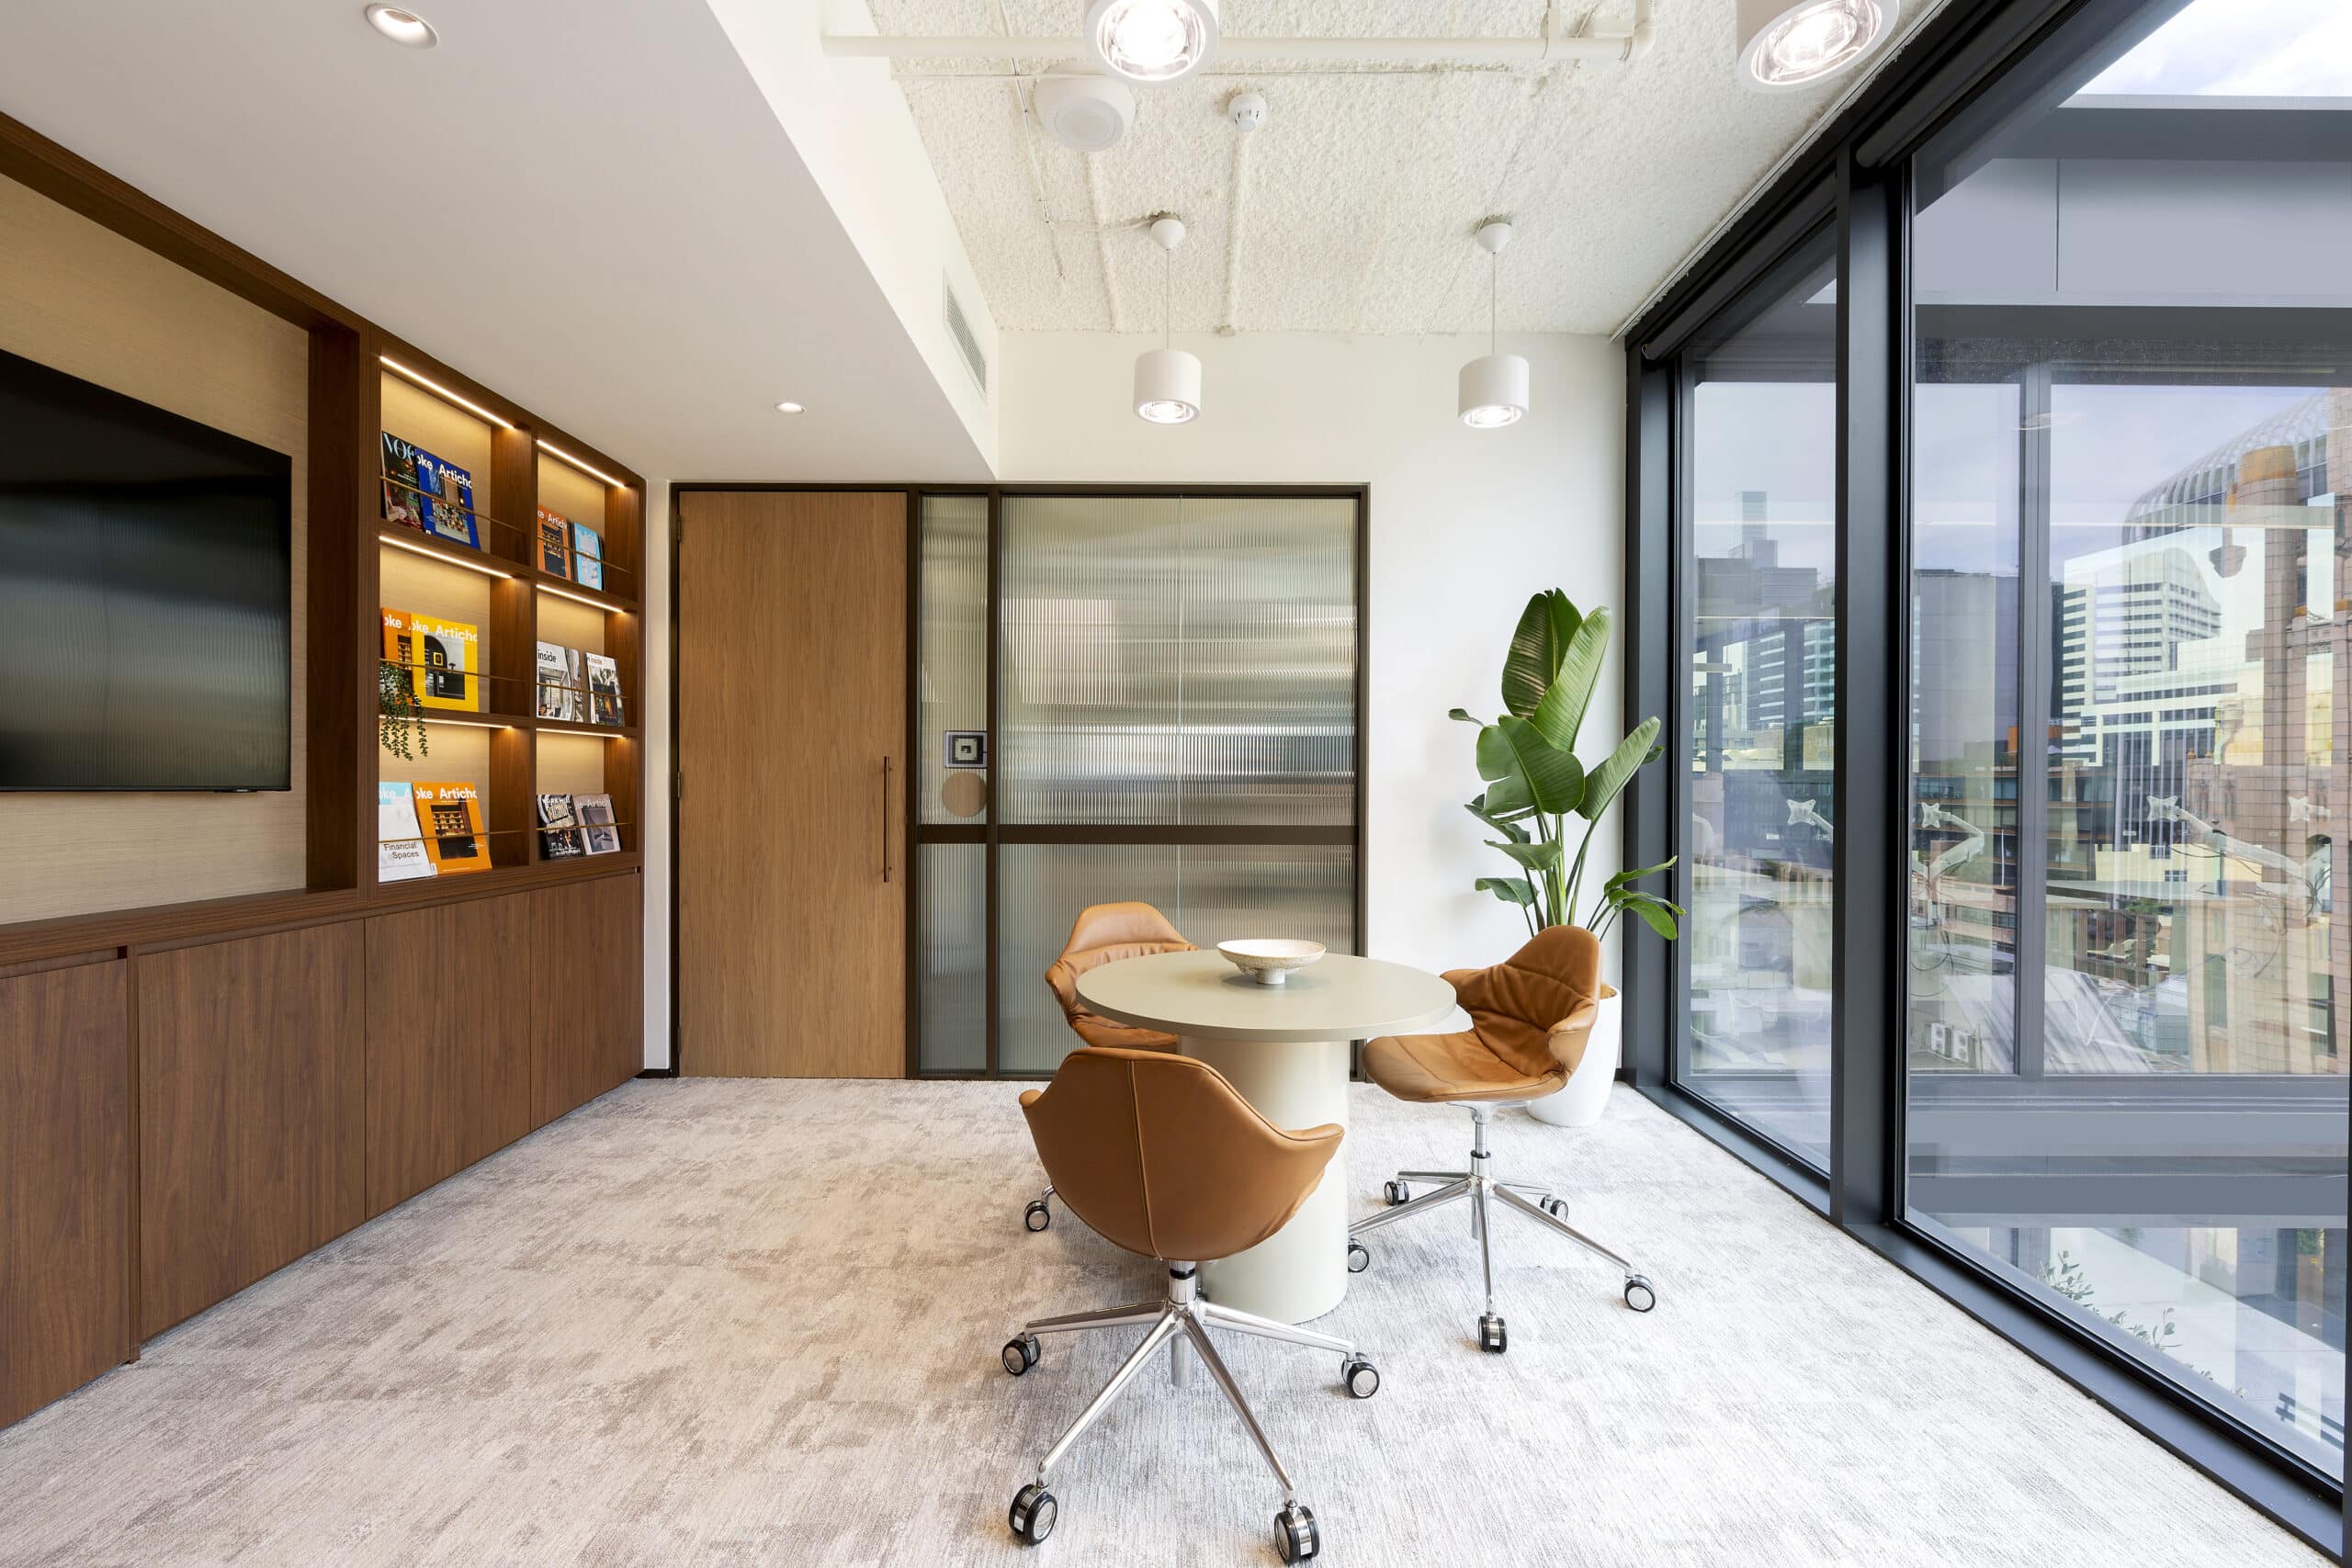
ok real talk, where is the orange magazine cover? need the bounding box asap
[411,780,492,874]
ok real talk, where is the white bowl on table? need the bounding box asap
[1216,939,1327,987]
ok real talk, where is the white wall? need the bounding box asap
[642,479,673,1070]
[999,331,1628,978]
[703,0,999,471]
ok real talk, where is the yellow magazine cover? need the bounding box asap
[412,614,480,712]
[411,780,491,874]
[381,608,418,705]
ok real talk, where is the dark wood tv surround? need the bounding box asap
[0,112,646,1431]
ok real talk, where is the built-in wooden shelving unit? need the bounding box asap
[369,342,645,885]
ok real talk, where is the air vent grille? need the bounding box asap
[943,277,988,396]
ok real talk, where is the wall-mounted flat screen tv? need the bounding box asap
[0,344,292,791]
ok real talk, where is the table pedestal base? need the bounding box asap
[1179,1034,1350,1325]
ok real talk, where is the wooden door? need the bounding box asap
[678,491,906,1077]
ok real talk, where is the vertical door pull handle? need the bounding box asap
[881,755,892,884]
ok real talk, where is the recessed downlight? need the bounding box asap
[364,5,437,48]
[1737,0,1896,91]
[775,401,807,415]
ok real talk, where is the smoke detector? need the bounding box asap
[1033,70,1136,152]
[1227,90,1267,132]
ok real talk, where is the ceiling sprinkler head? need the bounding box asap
[1227,90,1267,132]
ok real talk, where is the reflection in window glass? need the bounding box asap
[1677,233,1838,1168]
[1907,0,2348,1477]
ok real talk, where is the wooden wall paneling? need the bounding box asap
[677,491,907,1077]
[534,874,644,1124]
[135,925,366,1337]
[490,425,537,571]
[469,893,537,1161]
[308,323,366,893]
[487,577,536,722]
[0,114,351,332]
[489,726,534,871]
[364,892,531,1213]
[604,482,642,605]
[0,959,130,1429]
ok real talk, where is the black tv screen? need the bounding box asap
[0,345,292,792]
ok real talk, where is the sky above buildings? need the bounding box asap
[2083,0,2352,97]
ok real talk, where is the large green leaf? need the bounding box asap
[1619,897,1680,941]
[1529,607,1612,752]
[1474,876,1536,907]
[1500,591,1580,719]
[1605,856,1679,890]
[1575,715,1662,824]
[1488,838,1564,873]
[1481,773,1533,818]
[1464,795,1530,842]
[1495,716,1586,815]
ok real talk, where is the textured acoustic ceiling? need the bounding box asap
[865,0,1946,336]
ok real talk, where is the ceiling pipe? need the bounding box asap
[826,1,1655,69]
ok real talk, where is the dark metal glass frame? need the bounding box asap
[913,484,1370,1079]
[1620,0,2349,1555]
[665,483,1368,1085]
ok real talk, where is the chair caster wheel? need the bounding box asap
[1382,1179,1411,1206]
[1009,1483,1057,1544]
[1345,1239,1370,1274]
[1478,1314,1508,1354]
[1273,1502,1320,1562]
[1341,1358,1379,1399]
[1539,1196,1568,1221]
[1023,1199,1051,1233]
[1623,1274,1657,1314]
[1001,1334,1040,1376]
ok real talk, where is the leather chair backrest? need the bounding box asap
[1045,902,1195,1049]
[1452,924,1604,1080]
[1021,1047,1341,1264]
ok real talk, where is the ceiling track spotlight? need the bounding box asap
[1085,0,1219,85]
[1736,0,1898,91]
[1459,219,1526,431]
[1135,214,1200,424]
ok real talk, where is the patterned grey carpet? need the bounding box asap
[0,1079,2323,1567]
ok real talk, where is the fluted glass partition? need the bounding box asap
[997,495,1356,826]
[911,490,1362,1076]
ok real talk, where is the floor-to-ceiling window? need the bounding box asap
[1675,229,1839,1168]
[912,490,1362,1076]
[1904,0,2349,1480]
[1632,0,2350,1527]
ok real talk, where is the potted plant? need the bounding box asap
[1452,589,1679,1125]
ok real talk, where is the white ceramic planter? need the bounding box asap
[1530,982,1619,1127]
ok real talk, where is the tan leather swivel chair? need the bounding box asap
[1023,902,1196,1234]
[1000,1047,1377,1561]
[1347,924,1657,1353]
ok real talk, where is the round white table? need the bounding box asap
[1077,950,1456,1324]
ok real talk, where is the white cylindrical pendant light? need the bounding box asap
[1085,0,1219,85]
[1135,346,1203,423]
[1459,353,1529,429]
[1459,218,1526,429]
[1737,0,1897,91]
[1136,214,1200,424]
